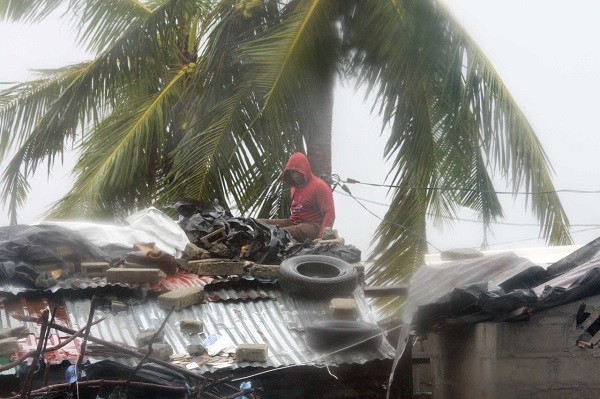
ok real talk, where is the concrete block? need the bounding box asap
[330,298,359,320]
[184,243,210,258]
[317,237,345,245]
[176,258,196,273]
[0,337,20,356]
[235,343,268,362]
[106,268,162,284]
[187,343,206,355]
[136,329,164,347]
[180,319,203,334]
[138,343,173,361]
[80,262,110,277]
[200,227,227,248]
[249,264,279,280]
[0,326,29,339]
[193,261,245,276]
[158,286,204,310]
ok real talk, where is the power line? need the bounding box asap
[343,177,600,195]
[333,190,600,228]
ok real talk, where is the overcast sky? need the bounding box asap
[1,1,599,257]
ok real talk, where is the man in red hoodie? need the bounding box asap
[262,152,335,242]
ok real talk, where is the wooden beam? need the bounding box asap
[363,284,409,297]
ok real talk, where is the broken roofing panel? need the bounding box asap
[61,287,395,373]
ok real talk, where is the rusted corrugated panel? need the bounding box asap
[62,287,395,374]
[0,296,82,373]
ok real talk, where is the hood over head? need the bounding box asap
[283,152,313,187]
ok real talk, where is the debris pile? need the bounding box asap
[0,205,389,398]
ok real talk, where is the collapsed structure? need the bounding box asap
[0,202,395,398]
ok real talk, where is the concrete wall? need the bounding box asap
[430,294,600,399]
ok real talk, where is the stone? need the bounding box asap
[249,264,279,280]
[321,227,339,240]
[207,242,233,258]
[138,343,173,361]
[0,337,20,356]
[111,300,128,313]
[351,262,365,276]
[193,261,246,276]
[106,268,162,284]
[235,343,268,362]
[180,319,203,334]
[330,298,359,320]
[184,243,210,258]
[136,329,164,347]
[187,343,206,355]
[0,326,29,339]
[158,286,204,310]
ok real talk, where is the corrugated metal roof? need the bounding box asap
[63,286,395,374]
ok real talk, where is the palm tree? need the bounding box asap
[0,0,572,310]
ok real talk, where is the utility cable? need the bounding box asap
[343,177,600,196]
[333,186,600,228]
[334,178,443,253]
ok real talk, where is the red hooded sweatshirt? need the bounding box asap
[283,152,335,238]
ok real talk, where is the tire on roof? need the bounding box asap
[306,320,383,351]
[277,254,358,299]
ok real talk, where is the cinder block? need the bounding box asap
[158,286,204,310]
[138,343,173,361]
[136,329,164,347]
[80,262,110,277]
[106,268,162,284]
[0,337,20,356]
[200,227,227,248]
[192,261,246,276]
[249,264,279,280]
[235,343,268,362]
[330,298,359,320]
[180,319,203,334]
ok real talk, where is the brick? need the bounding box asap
[80,262,110,277]
[138,343,173,361]
[321,228,338,240]
[318,237,345,245]
[330,298,359,320]
[0,337,20,356]
[158,286,204,310]
[249,264,279,280]
[180,319,203,334]
[193,261,245,276]
[235,343,268,362]
[106,268,162,284]
[136,329,164,347]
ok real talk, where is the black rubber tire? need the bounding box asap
[306,320,383,351]
[277,255,358,299]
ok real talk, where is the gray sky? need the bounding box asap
[1,1,600,257]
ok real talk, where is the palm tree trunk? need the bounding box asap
[306,69,335,179]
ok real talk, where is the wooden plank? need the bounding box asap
[363,284,409,297]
